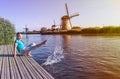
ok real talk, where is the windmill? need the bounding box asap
[23,25,29,45]
[51,20,61,31]
[23,25,29,33]
[61,3,79,30]
[51,20,57,31]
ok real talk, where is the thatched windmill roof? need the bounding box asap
[61,15,70,20]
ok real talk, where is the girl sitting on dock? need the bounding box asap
[14,32,47,58]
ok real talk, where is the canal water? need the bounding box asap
[22,34,120,79]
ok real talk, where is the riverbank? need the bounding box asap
[80,33,120,36]
[21,31,120,36]
[20,26,120,36]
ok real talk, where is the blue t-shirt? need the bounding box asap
[15,39,25,52]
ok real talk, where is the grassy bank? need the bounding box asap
[0,17,15,45]
[40,26,120,36]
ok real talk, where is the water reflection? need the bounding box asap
[25,34,29,45]
[61,35,71,53]
[22,34,29,46]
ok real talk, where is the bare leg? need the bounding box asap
[20,40,47,56]
[36,40,47,47]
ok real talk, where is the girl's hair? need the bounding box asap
[16,32,21,36]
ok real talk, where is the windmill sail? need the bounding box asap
[65,3,72,28]
[70,13,79,18]
[65,3,70,17]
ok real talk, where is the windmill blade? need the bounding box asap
[23,24,29,33]
[65,3,72,28]
[53,20,56,25]
[65,3,70,17]
[70,13,79,18]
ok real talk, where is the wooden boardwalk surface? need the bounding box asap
[0,45,54,79]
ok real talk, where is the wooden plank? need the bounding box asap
[0,45,4,78]
[27,58,54,79]
[14,45,54,79]
[10,45,32,79]
[16,56,34,79]
[1,45,10,79]
[1,45,6,79]
[20,56,43,79]
[10,45,36,79]
[0,45,54,79]
[9,45,21,79]
[9,55,21,79]
[6,45,10,79]
[9,45,41,79]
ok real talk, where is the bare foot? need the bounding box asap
[26,53,32,57]
[41,40,47,45]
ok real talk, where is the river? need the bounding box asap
[22,34,120,79]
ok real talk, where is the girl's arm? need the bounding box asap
[13,42,17,58]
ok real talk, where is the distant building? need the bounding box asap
[41,27,47,32]
[51,25,56,31]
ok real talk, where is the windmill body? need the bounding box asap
[61,15,71,30]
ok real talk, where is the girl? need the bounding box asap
[14,32,47,57]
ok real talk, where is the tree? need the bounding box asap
[72,26,81,30]
[0,17,15,45]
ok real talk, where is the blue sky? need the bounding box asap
[0,0,120,32]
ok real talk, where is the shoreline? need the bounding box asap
[20,32,120,36]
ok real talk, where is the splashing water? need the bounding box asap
[42,46,64,65]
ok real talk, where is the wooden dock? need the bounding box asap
[0,45,54,79]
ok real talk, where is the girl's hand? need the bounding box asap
[14,54,16,58]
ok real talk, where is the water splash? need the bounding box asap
[42,46,64,65]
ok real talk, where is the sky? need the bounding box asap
[0,0,120,32]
